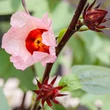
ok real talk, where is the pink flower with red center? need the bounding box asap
[83,0,108,32]
[2,11,57,70]
[33,76,66,108]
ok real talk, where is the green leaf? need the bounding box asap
[11,0,20,11]
[72,31,110,66]
[45,103,66,110]
[67,36,84,64]
[57,28,66,43]
[34,55,61,78]
[0,49,36,92]
[80,94,99,110]
[51,1,75,34]
[71,89,86,98]
[46,0,61,12]
[80,94,110,110]
[45,105,52,110]
[0,87,11,110]
[34,62,45,79]
[53,103,66,110]
[59,65,110,94]
[71,65,110,94]
[78,31,103,64]
[59,74,81,91]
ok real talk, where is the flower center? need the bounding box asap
[25,29,49,54]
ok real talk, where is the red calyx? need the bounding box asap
[83,0,108,32]
[33,76,66,108]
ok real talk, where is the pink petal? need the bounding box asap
[33,52,49,61]
[2,26,32,57]
[10,11,45,29]
[41,54,56,66]
[10,52,49,70]
[11,11,30,28]
[10,56,26,70]
[42,13,52,29]
[2,28,21,55]
[42,31,56,46]
[49,46,56,56]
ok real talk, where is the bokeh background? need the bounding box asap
[0,0,110,110]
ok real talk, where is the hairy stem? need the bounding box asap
[42,0,87,83]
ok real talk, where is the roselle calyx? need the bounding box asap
[83,0,108,32]
[33,76,66,108]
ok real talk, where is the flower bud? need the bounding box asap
[33,76,66,108]
[83,0,108,32]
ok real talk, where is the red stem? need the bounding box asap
[42,0,87,83]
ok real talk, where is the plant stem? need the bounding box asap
[19,93,26,110]
[30,99,40,110]
[56,0,87,56]
[31,0,87,110]
[21,0,30,14]
[42,63,53,83]
[30,99,36,110]
[42,0,87,83]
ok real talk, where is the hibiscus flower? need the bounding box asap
[2,11,57,70]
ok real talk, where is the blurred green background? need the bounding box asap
[0,0,110,110]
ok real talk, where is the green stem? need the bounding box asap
[30,100,36,110]
[30,99,40,110]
